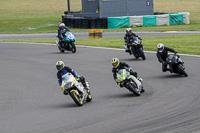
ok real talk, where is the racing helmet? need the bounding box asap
[126,28,132,34]
[111,58,120,68]
[56,61,65,71]
[157,43,164,52]
[59,23,66,29]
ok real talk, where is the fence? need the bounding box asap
[62,12,190,29]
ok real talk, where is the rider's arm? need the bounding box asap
[121,61,130,68]
[64,66,77,77]
[165,47,177,54]
[57,72,62,86]
[132,33,138,37]
[124,35,128,44]
[132,33,141,39]
[156,52,164,63]
[58,29,64,39]
[65,27,70,32]
[112,68,117,81]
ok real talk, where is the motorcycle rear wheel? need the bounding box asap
[177,64,188,77]
[70,90,83,106]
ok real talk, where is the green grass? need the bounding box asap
[1,34,199,55]
[0,0,200,34]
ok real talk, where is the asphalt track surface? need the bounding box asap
[0,31,200,40]
[1,41,200,133]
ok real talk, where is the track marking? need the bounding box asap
[1,42,200,58]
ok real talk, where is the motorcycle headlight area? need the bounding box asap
[64,82,73,89]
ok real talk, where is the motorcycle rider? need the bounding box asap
[124,28,142,54]
[56,61,89,95]
[156,43,178,72]
[111,58,143,88]
[57,22,70,47]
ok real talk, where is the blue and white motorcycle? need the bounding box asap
[55,31,76,53]
[127,37,146,60]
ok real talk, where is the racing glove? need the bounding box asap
[61,85,65,91]
[162,61,167,66]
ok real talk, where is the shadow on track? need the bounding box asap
[152,74,188,79]
[120,58,144,62]
[105,93,139,99]
[47,52,76,55]
[43,103,78,109]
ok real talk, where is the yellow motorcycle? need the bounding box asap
[117,69,144,96]
[61,73,92,106]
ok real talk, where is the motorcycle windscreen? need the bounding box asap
[65,32,75,41]
[117,69,128,82]
[61,73,74,89]
[167,54,176,64]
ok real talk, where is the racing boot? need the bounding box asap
[63,89,68,95]
[82,82,90,93]
[125,45,129,52]
[137,77,145,93]
[137,77,143,83]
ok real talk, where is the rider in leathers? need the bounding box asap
[124,28,141,54]
[57,22,70,47]
[156,43,177,72]
[111,58,141,86]
[56,61,89,95]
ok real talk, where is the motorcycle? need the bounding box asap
[116,69,144,96]
[61,73,92,106]
[55,31,76,53]
[127,37,146,60]
[167,54,188,77]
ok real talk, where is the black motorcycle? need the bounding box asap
[167,54,188,77]
[127,37,146,60]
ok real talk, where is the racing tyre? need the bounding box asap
[86,92,92,102]
[58,46,64,53]
[70,42,76,53]
[177,64,188,77]
[138,48,146,60]
[127,83,141,96]
[70,90,83,106]
[132,48,139,59]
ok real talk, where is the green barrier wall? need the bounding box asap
[169,14,183,25]
[143,16,156,26]
[108,16,129,29]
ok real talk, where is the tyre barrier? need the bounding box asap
[95,29,103,38]
[89,29,103,39]
[89,30,95,39]
[62,16,108,29]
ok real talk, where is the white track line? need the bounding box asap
[1,42,200,58]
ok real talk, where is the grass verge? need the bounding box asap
[1,34,199,55]
[0,0,200,33]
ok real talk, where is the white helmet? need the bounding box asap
[126,28,132,33]
[157,43,164,52]
[59,23,65,28]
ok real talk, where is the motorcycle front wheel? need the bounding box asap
[58,46,64,53]
[177,64,188,77]
[138,48,146,60]
[127,83,141,96]
[131,47,139,59]
[86,92,92,102]
[70,42,76,53]
[70,90,83,106]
